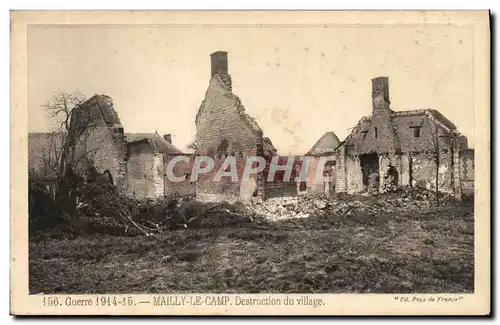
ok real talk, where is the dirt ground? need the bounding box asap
[29,202,474,294]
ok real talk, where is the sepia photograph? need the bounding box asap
[11,10,490,315]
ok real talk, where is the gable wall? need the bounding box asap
[195,76,261,202]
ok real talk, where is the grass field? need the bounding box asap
[29,202,474,294]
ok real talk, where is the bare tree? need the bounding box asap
[425,119,452,206]
[43,91,87,176]
[38,91,104,215]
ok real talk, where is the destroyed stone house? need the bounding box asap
[194,51,298,202]
[28,94,195,199]
[305,77,474,198]
[29,54,474,202]
[29,95,128,190]
[126,133,196,199]
[303,132,341,196]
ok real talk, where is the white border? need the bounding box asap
[4,2,497,324]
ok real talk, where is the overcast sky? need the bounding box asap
[28,24,474,154]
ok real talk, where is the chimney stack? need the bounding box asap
[163,134,172,144]
[210,51,228,77]
[371,77,390,112]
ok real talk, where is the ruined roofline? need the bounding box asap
[195,51,264,136]
[307,131,341,156]
[28,131,66,136]
[391,109,457,131]
[126,133,184,154]
[194,75,263,135]
[306,149,338,157]
[127,138,189,156]
[78,94,122,127]
[344,107,458,144]
[127,138,161,154]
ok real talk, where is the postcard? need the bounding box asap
[11,10,490,315]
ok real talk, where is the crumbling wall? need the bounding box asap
[460,149,474,196]
[195,65,262,202]
[197,155,251,202]
[262,156,300,199]
[350,113,400,155]
[152,153,164,198]
[306,155,336,195]
[335,146,347,193]
[163,154,196,198]
[393,114,455,153]
[345,155,364,194]
[400,153,411,186]
[410,152,453,193]
[265,182,298,199]
[378,153,403,191]
[126,141,158,199]
[75,124,127,194]
[68,95,128,194]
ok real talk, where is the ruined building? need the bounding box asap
[305,77,474,198]
[29,95,129,191]
[29,56,474,202]
[126,132,195,198]
[303,132,340,196]
[194,51,298,202]
[28,94,195,199]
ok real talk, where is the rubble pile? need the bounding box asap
[374,186,459,210]
[75,185,266,235]
[246,186,460,221]
[51,181,460,236]
[246,196,310,221]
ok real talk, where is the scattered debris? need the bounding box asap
[245,186,460,221]
[31,178,462,237]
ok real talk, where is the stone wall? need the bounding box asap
[335,146,347,193]
[410,152,454,193]
[75,124,127,194]
[400,153,411,186]
[392,114,455,153]
[126,141,160,199]
[345,155,364,194]
[305,154,337,195]
[195,52,262,202]
[328,114,462,196]
[460,149,474,196]
[152,153,165,198]
[265,181,298,199]
[337,149,457,195]
[378,153,402,191]
[163,154,196,198]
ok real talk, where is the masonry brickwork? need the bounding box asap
[163,154,197,198]
[322,77,474,198]
[29,95,192,200]
[195,51,275,202]
[459,148,475,196]
[126,140,163,199]
[69,95,128,194]
[29,58,474,202]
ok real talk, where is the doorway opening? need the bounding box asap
[360,153,379,190]
[386,165,399,188]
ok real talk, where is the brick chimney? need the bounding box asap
[210,51,228,77]
[210,51,232,91]
[371,77,390,112]
[163,134,172,144]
